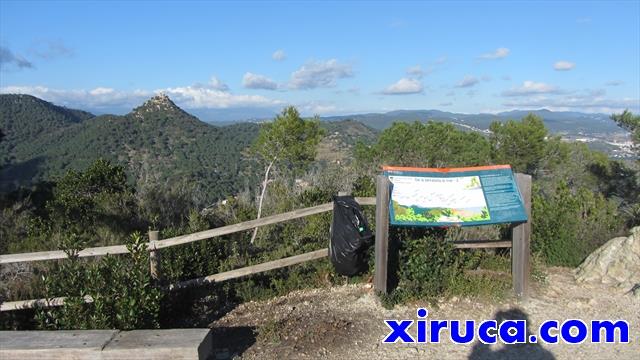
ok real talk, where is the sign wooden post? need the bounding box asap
[512,173,532,299]
[374,175,390,294]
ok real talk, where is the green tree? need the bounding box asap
[490,114,548,174]
[610,110,640,224]
[611,109,639,155]
[355,121,492,170]
[249,106,324,243]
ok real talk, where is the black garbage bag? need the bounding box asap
[330,195,373,276]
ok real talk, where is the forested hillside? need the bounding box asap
[0,94,381,200]
[0,94,260,199]
[0,94,95,174]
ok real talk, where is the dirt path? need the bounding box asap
[209,267,640,359]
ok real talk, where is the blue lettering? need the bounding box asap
[591,320,629,343]
[561,319,588,344]
[539,320,559,344]
[416,309,428,343]
[499,320,526,344]
[429,320,448,343]
[383,320,415,343]
[478,320,498,344]
[450,320,475,344]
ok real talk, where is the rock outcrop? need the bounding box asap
[575,227,640,296]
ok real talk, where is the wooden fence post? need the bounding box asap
[374,175,390,294]
[512,173,532,299]
[148,230,162,283]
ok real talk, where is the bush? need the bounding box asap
[381,233,462,307]
[532,181,623,267]
[35,232,162,330]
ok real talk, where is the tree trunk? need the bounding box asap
[250,159,275,244]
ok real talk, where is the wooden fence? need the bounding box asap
[0,175,531,312]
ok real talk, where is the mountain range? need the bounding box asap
[0,94,632,199]
[321,109,625,136]
[0,94,378,199]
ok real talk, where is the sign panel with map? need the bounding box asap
[383,165,528,227]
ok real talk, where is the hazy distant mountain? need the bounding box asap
[321,109,625,136]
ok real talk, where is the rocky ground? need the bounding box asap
[209,267,639,359]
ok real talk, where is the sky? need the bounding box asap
[1,0,639,121]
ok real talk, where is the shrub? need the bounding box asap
[381,233,462,307]
[532,181,623,267]
[35,232,162,330]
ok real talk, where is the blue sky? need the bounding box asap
[1,0,639,120]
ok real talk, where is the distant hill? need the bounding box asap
[0,94,260,199]
[0,94,380,199]
[0,94,95,163]
[1,94,632,195]
[317,119,378,164]
[321,109,625,136]
[320,108,634,159]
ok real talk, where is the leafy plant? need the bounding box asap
[36,231,162,330]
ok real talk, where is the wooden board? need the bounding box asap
[0,330,117,360]
[0,295,94,312]
[168,248,329,291]
[0,329,213,360]
[101,329,213,360]
[0,198,375,265]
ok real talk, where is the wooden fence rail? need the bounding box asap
[0,238,511,312]
[0,197,376,265]
[0,190,527,312]
[0,198,374,311]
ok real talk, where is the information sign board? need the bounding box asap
[383,165,527,227]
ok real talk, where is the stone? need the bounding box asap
[575,227,640,290]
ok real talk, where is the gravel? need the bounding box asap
[209,267,640,359]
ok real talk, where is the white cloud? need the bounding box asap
[161,86,283,108]
[0,85,150,108]
[89,87,115,96]
[272,49,286,61]
[242,72,278,90]
[553,61,575,71]
[1,83,283,110]
[208,76,229,91]
[502,81,561,96]
[439,102,452,106]
[456,76,479,88]
[406,65,424,79]
[289,59,353,89]
[298,101,338,115]
[382,78,423,95]
[478,47,510,60]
